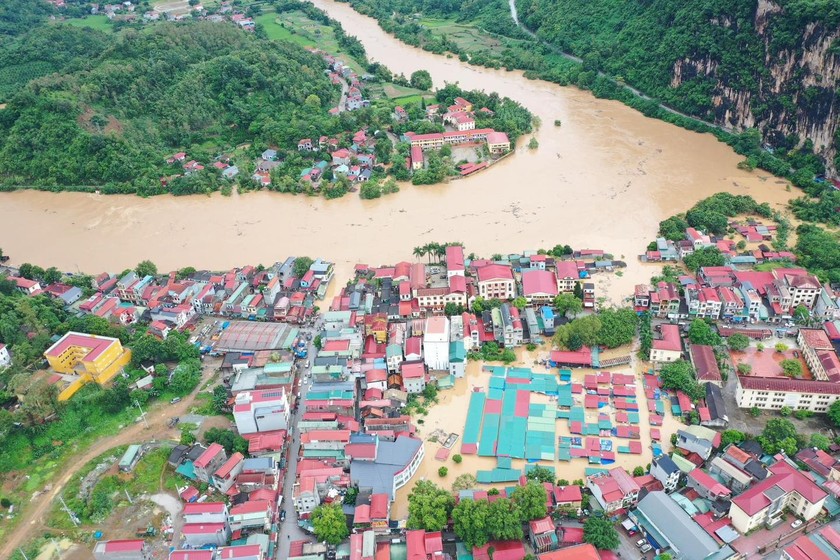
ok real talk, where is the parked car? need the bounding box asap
[170,397,181,404]
[640,544,653,553]
[791,519,803,529]
[280,510,286,522]
[636,539,646,548]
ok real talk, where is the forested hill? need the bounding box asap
[0,22,336,192]
[515,0,840,174]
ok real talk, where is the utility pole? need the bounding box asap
[17,548,29,560]
[134,399,149,429]
[125,488,133,504]
[58,496,79,527]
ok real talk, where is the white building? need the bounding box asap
[735,376,840,413]
[233,388,290,435]
[649,324,682,363]
[423,316,450,371]
[0,343,10,368]
[475,264,515,301]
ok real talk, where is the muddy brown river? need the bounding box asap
[0,0,794,301]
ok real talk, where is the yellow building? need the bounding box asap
[44,332,132,400]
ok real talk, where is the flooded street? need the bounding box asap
[0,0,795,303]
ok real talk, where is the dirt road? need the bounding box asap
[1,364,218,558]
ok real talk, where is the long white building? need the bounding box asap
[423,316,450,371]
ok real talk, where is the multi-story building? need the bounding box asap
[587,468,640,514]
[193,444,228,483]
[797,329,840,381]
[650,324,682,363]
[44,332,132,388]
[686,287,722,319]
[649,282,681,319]
[555,261,579,293]
[475,264,515,300]
[729,457,826,533]
[499,304,523,347]
[233,389,291,435]
[93,540,151,560]
[735,376,840,413]
[522,270,558,304]
[211,452,244,493]
[424,316,450,371]
[401,361,426,394]
[650,455,680,492]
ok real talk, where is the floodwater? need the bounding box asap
[391,343,684,518]
[0,0,795,303]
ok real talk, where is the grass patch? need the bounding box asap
[256,11,367,74]
[62,15,114,32]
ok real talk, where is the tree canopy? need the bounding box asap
[511,481,547,521]
[583,515,620,550]
[311,503,349,545]
[758,418,801,456]
[407,480,454,531]
[659,360,704,400]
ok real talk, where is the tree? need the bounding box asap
[305,94,321,107]
[486,498,524,541]
[511,481,547,521]
[410,70,433,90]
[528,137,539,149]
[721,430,746,447]
[135,260,157,277]
[737,363,752,374]
[452,474,477,492]
[829,401,840,427]
[781,359,802,377]
[683,247,726,271]
[452,454,463,464]
[204,427,248,455]
[758,418,800,455]
[43,267,62,284]
[452,498,490,548]
[438,466,448,477]
[293,257,314,278]
[583,514,619,550]
[212,385,229,414]
[810,433,831,451]
[688,319,721,346]
[526,465,554,483]
[659,360,703,400]
[597,308,638,348]
[313,335,322,350]
[553,293,583,317]
[775,343,789,353]
[727,333,750,351]
[407,480,454,531]
[794,305,811,325]
[512,296,528,310]
[311,503,349,545]
[633,466,645,476]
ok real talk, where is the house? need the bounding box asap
[475,264,515,300]
[228,500,272,532]
[708,456,755,493]
[687,469,732,501]
[522,269,558,303]
[689,344,722,385]
[650,455,681,492]
[181,523,230,548]
[406,530,443,560]
[539,544,600,560]
[298,139,313,151]
[729,456,827,533]
[183,502,229,525]
[193,443,227,483]
[211,452,245,493]
[782,526,840,560]
[529,516,559,553]
[675,426,718,460]
[93,540,151,560]
[553,485,582,511]
[261,149,277,161]
[587,467,640,514]
[393,106,408,122]
[631,492,727,560]
[703,383,728,428]
[332,148,352,166]
[449,340,466,378]
[401,361,425,394]
[650,324,682,362]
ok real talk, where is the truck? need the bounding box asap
[136,524,157,537]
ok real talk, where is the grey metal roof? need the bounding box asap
[654,454,679,475]
[350,436,422,498]
[636,491,720,560]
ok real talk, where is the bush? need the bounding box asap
[793,409,813,420]
[749,407,761,417]
[737,363,752,374]
[452,454,463,464]
[438,466,448,477]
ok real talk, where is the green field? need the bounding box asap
[418,16,504,51]
[62,15,114,32]
[255,11,366,74]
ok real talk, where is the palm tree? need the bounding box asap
[413,246,426,262]
[435,245,446,263]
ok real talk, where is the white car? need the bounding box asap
[791,519,803,529]
[640,544,652,553]
[636,539,646,548]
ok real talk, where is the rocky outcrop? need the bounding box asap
[671,0,839,173]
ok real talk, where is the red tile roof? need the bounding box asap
[739,375,840,395]
[653,324,682,352]
[184,502,226,515]
[44,332,120,362]
[732,457,826,516]
[476,264,513,282]
[690,344,721,382]
[539,543,600,560]
[522,270,558,296]
[193,443,225,469]
[529,516,555,535]
[101,540,145,552]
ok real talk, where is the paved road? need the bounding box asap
[1,358,220,559]
[276,324,320,558]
